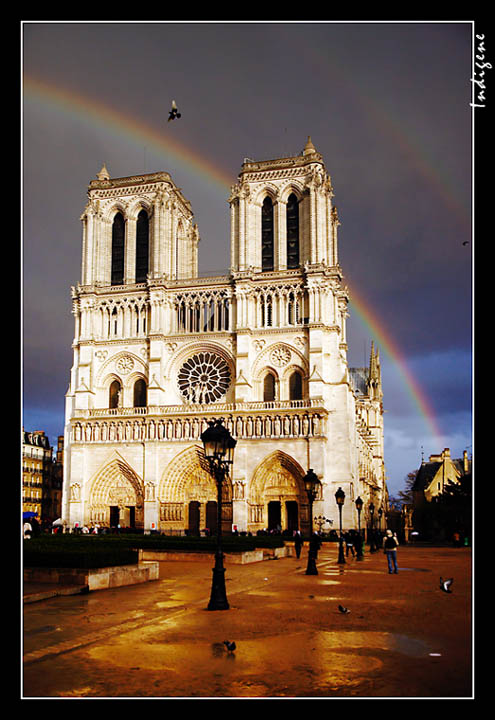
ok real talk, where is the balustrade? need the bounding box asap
[71,404,325,444]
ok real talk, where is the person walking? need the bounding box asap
[293,530,304,559]
[346,531,357,557]
[382,529,399,573]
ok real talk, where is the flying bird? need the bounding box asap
[168,100,181,122]
[338,604,350,614]
[462,241,469,246]
[223,640,236,653]
[440,577,453,593]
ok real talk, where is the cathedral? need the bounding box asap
[62,138,387,536]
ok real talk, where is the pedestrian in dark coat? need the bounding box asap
[294,530,304,558]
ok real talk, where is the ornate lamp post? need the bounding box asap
[369,502,376,553]
[335,486,346,564]
[200,419,237,611]
[355,496,364,560]
[304,469,321,575]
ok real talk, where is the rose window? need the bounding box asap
[178,352,231,404]
[116,355,135,374]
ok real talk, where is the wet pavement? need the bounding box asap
[22,543,473,699]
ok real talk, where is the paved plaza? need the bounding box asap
[22,542,473,699]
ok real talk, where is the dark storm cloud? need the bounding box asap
[22,21,473,493]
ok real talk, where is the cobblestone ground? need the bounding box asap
[22,543,472,699]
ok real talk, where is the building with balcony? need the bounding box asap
[22,429,53,522]
[62,139,387,535]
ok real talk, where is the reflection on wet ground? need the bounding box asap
[81,627,433,698]
[23,545,472,698]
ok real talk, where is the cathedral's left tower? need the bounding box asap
[62,168,200,529]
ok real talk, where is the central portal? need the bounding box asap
[249,451,308,535]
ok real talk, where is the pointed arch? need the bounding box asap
[249,450,306,503]
[159,445,232,505]
[90,452,144,504]
[135,208,149,283]
[87,451,144,527]
[289,368,303,400]
[109,379,122,409]
[263,370,278,401]
[111,212,125,285]
[261,195,274,271]
[133,378,147,407]
[286,193,300,268]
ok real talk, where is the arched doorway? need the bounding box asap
[159,446,232,535]
[248,451,308,535]
[88,453,144,530]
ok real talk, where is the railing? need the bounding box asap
[77,398,326,419]
[70,401,327,444]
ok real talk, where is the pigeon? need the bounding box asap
[440,577,453,593]
[338,604,350,614]
[168,100,181,122]
[223,640,236,653]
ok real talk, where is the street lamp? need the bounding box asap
[355,496,363,560]
[304,469,321,575]
[335,486,346,564]
[200,419,237,610]
[369,502,376,552]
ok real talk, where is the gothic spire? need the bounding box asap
[303,136,316,156]
[97,163,110,181]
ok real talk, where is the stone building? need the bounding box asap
[62,139,387,535]
[412,448,471,505]
[22,429,53,522]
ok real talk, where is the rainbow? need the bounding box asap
[23,75,234,193]
[23,74,444,444]
[303,42,471,235]
[347,282,444,445]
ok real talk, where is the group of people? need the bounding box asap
[291,527,400,573]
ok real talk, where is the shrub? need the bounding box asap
[23,537,139,569]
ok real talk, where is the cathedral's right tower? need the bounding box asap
[226,137,385,531]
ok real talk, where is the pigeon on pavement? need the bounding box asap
[440,577,453,593]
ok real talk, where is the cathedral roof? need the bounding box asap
[412,461,442,491]
[239,138,324,176]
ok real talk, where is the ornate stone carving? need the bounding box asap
[178,352,231,404]
[116,355,135,374]
[270,346,291,367]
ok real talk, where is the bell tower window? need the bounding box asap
[289,370,303,400]
[133,379,147,408]
[111,212,125,286]
[109,380,122,409]
[286,193,299,268]
[263,373,276,402]
[261,196,274,271]
[135,209,149,283]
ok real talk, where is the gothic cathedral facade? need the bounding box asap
[62,138,387,535]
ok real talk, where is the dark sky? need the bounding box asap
[22,21,473,496]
